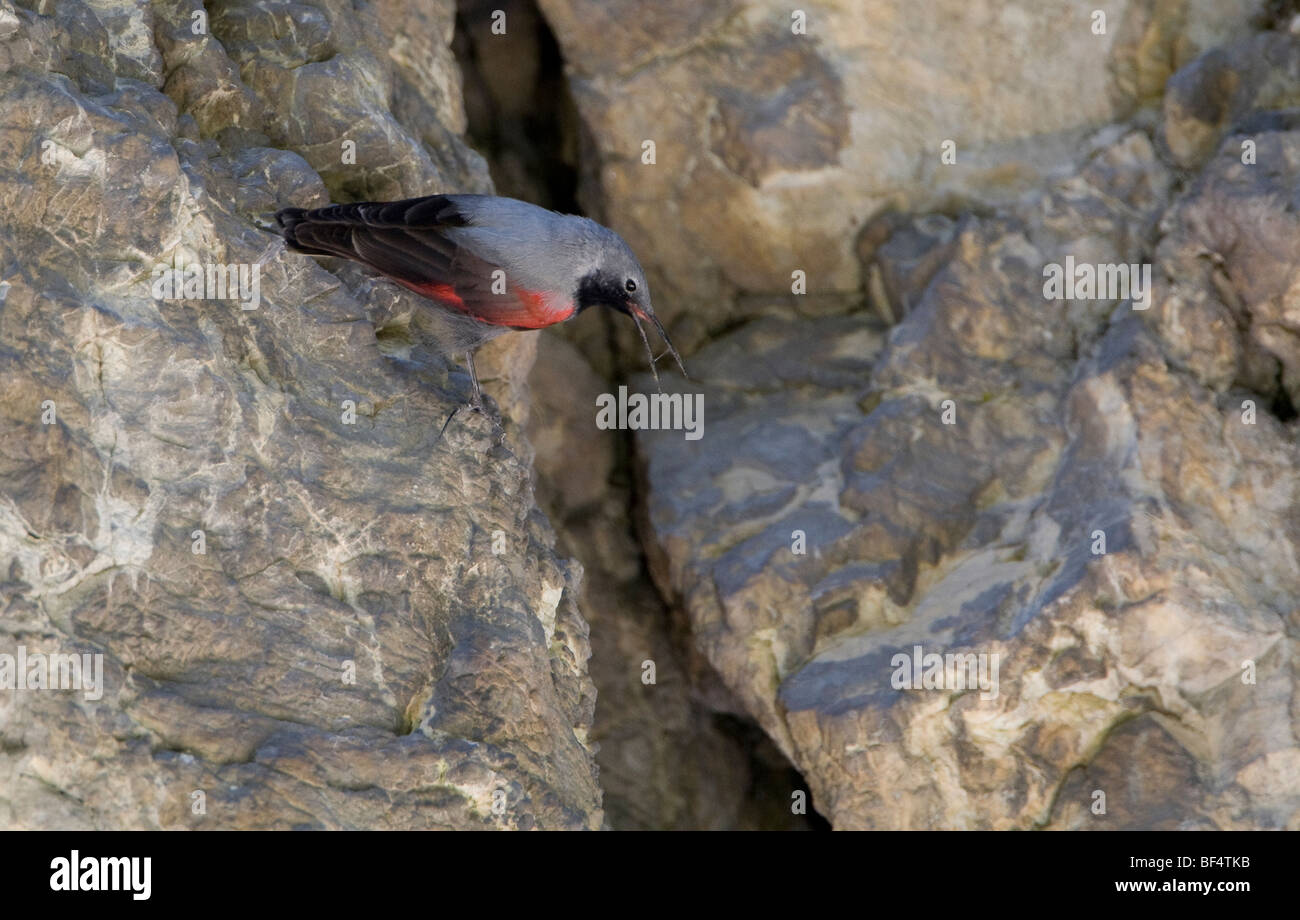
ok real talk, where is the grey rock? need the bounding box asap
[539,0,1263,351]
[638,113,1300,828]
[0,0,600,830]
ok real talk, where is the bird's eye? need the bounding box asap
[625,278,637,293]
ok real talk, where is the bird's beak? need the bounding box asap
[626,300,688,386]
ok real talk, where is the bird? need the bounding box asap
[275,194,686,430]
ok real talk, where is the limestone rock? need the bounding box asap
[5,0,1298,834]
[1161,30,1300,169]
[539,0,1263,351]
[1152,123,1300,405]
[0,0,600,830]
[528,333,815,829]
[637,113,1300,828]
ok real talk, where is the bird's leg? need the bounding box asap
[465,350,485,413]
[436,351,481,438]
[438,350,502,442]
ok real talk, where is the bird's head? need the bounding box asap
[576,229,686,386]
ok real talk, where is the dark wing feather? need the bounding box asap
[276,196,551,326]
[277,195,469,283]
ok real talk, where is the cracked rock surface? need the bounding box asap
[0,0,600,830]
[4,0,1298,833]
[539,0,1263,356]
[633,86,1300,830]
[527,0,1298,830]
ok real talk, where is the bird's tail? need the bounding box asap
[274,206,355,259]
[275,207,310,251]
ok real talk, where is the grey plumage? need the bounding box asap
[276,193,686,421]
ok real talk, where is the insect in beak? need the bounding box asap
[626,300,688,388]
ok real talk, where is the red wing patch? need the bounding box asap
[402,279,574,329]
[426,283,465,310]
[393,278,464,308]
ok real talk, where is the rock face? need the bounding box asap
[538,0,1264,356]
[520,0,1299,830]
[3,0,1297,833]
[528,333,816,829]
[0,0,599,829]
[632,60,1300,826]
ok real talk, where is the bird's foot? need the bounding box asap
[435,350,506,446]
[437,395,504,444]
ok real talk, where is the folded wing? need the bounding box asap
[276,195,572,328]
